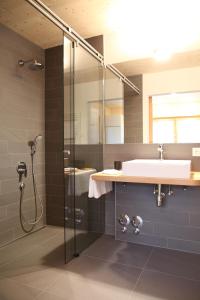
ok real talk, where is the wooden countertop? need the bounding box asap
[91,171,200,186]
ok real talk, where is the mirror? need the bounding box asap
[120,66,200,144]
[105,98,124,144]
[149,91,200,143]
[65,38,200,144]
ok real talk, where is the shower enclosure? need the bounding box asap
[63,35,137,261]
[0,0,139,269]
[64,36,105,261]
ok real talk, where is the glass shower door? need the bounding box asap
[64,36,76,263]
[73,43,104,255]
[104,68,124,144]
[64,36,105,261]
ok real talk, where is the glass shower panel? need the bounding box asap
[73,44,104,255]
[64,36,76,263]
[104,68,124,144]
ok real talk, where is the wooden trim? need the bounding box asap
[149,96,153,143]
[149,94,200,143]
[153,115,200,120]
[91,172,200,186]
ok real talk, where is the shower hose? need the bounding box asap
[19,153,43,233]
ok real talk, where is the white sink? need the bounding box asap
[122,159,191,179]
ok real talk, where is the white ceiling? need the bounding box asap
[1,0,200,75]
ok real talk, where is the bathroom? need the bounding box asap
[0,0,200,299]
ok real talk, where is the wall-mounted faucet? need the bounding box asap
[158,144,164,160]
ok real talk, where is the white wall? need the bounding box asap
[143,66,200,142]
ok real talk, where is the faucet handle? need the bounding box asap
[119,214,130,226]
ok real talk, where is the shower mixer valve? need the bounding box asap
[118,214,143,234]
[132,216,143,235]
[16,161,27,183]
[118,214,130,233]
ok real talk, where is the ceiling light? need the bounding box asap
[153,49,172,61]
[106,0,200,61]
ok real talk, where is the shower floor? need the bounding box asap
[0,228,200,300]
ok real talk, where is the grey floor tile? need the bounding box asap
[2,227,200,300]
[0,227,65,279]
[0,226,62,267]
[133,270,200,300]
[0,243,65,279]
[0,253,45,279]
[82,235,152,268]
[47,255,141,300]
[9,267,62,290]
[50,271,134,300]
[0,237,39,267]
[0,278,41,300]
[146,247,200,281]
[66,255,141,285]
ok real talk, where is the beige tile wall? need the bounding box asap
[0,24,45,246]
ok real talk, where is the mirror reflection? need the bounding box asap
[105,98,124,144]
[141,67,200,144]
[150,92,200,143]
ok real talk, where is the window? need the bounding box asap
[149,92,200,143]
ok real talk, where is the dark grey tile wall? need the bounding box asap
[104,143,200,254]
[45,46,64,226]
[124,75,143,143]
[0,24,45,246]
[45,34,105,251]
[71,144,104,172]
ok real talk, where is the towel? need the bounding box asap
[102,169,122,175]
[88,175,112,199]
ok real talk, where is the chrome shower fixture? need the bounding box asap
[16,161,27,183]
[132,216,143,235]
[158,144,164,160]
[28,134,42,156]
[18,134,43,233]
[154,184,165,207]
[119,214,130,233]
[18,59,44,70]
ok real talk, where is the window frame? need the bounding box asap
[149,96,200,143]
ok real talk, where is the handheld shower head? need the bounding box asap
[28,134,42,155]
[33,134,42,144]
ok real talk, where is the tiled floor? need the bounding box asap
[0,231,200,300]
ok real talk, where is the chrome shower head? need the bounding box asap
[29,60,44,71]
[18,59,44,71]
